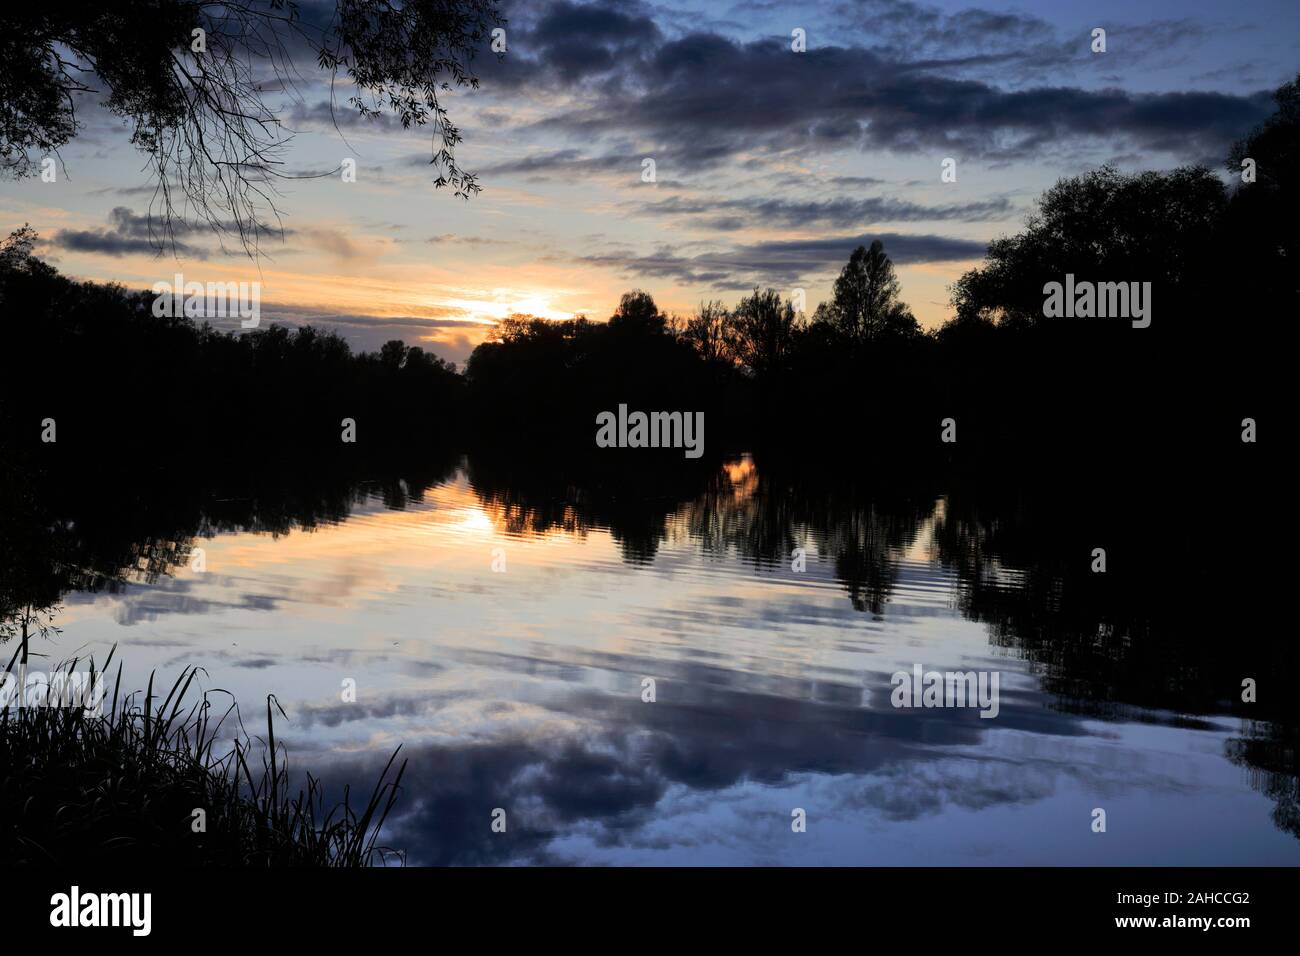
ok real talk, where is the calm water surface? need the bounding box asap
[51,455,1298,865]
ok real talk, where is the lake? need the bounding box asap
[34,452,1299,865]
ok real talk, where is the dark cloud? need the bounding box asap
[576,230,988,288]
[285,99,407,132]
[473,148,638,178]
[634,192,1014,230]
[53,207,292,259]
[56,229,199,259]
[529,0,662,80]
[829,1,1209,79]
[475,1,1271,171]
[551,38,1268,164]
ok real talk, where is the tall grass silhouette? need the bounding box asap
[1,646,407,866]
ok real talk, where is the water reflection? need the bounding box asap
[1,452,1294,863]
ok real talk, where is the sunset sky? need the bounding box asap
[2,0,1295,365]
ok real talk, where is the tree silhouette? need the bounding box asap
[680,300,732,366]
[728,287,799,380]
[948,164,1225,326]
[1225,72,1300,312]
[1228,72,1300,192]
[608,290,668,337]
[813,240,920,346]
[0,1,503,254]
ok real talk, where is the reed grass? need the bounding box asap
[0,646,406,866]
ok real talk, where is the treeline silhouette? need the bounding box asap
[466,76,1294,467]
[0,232,465,466]
[4,75,1293,474]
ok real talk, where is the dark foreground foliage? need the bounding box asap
[0,649,406,866]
